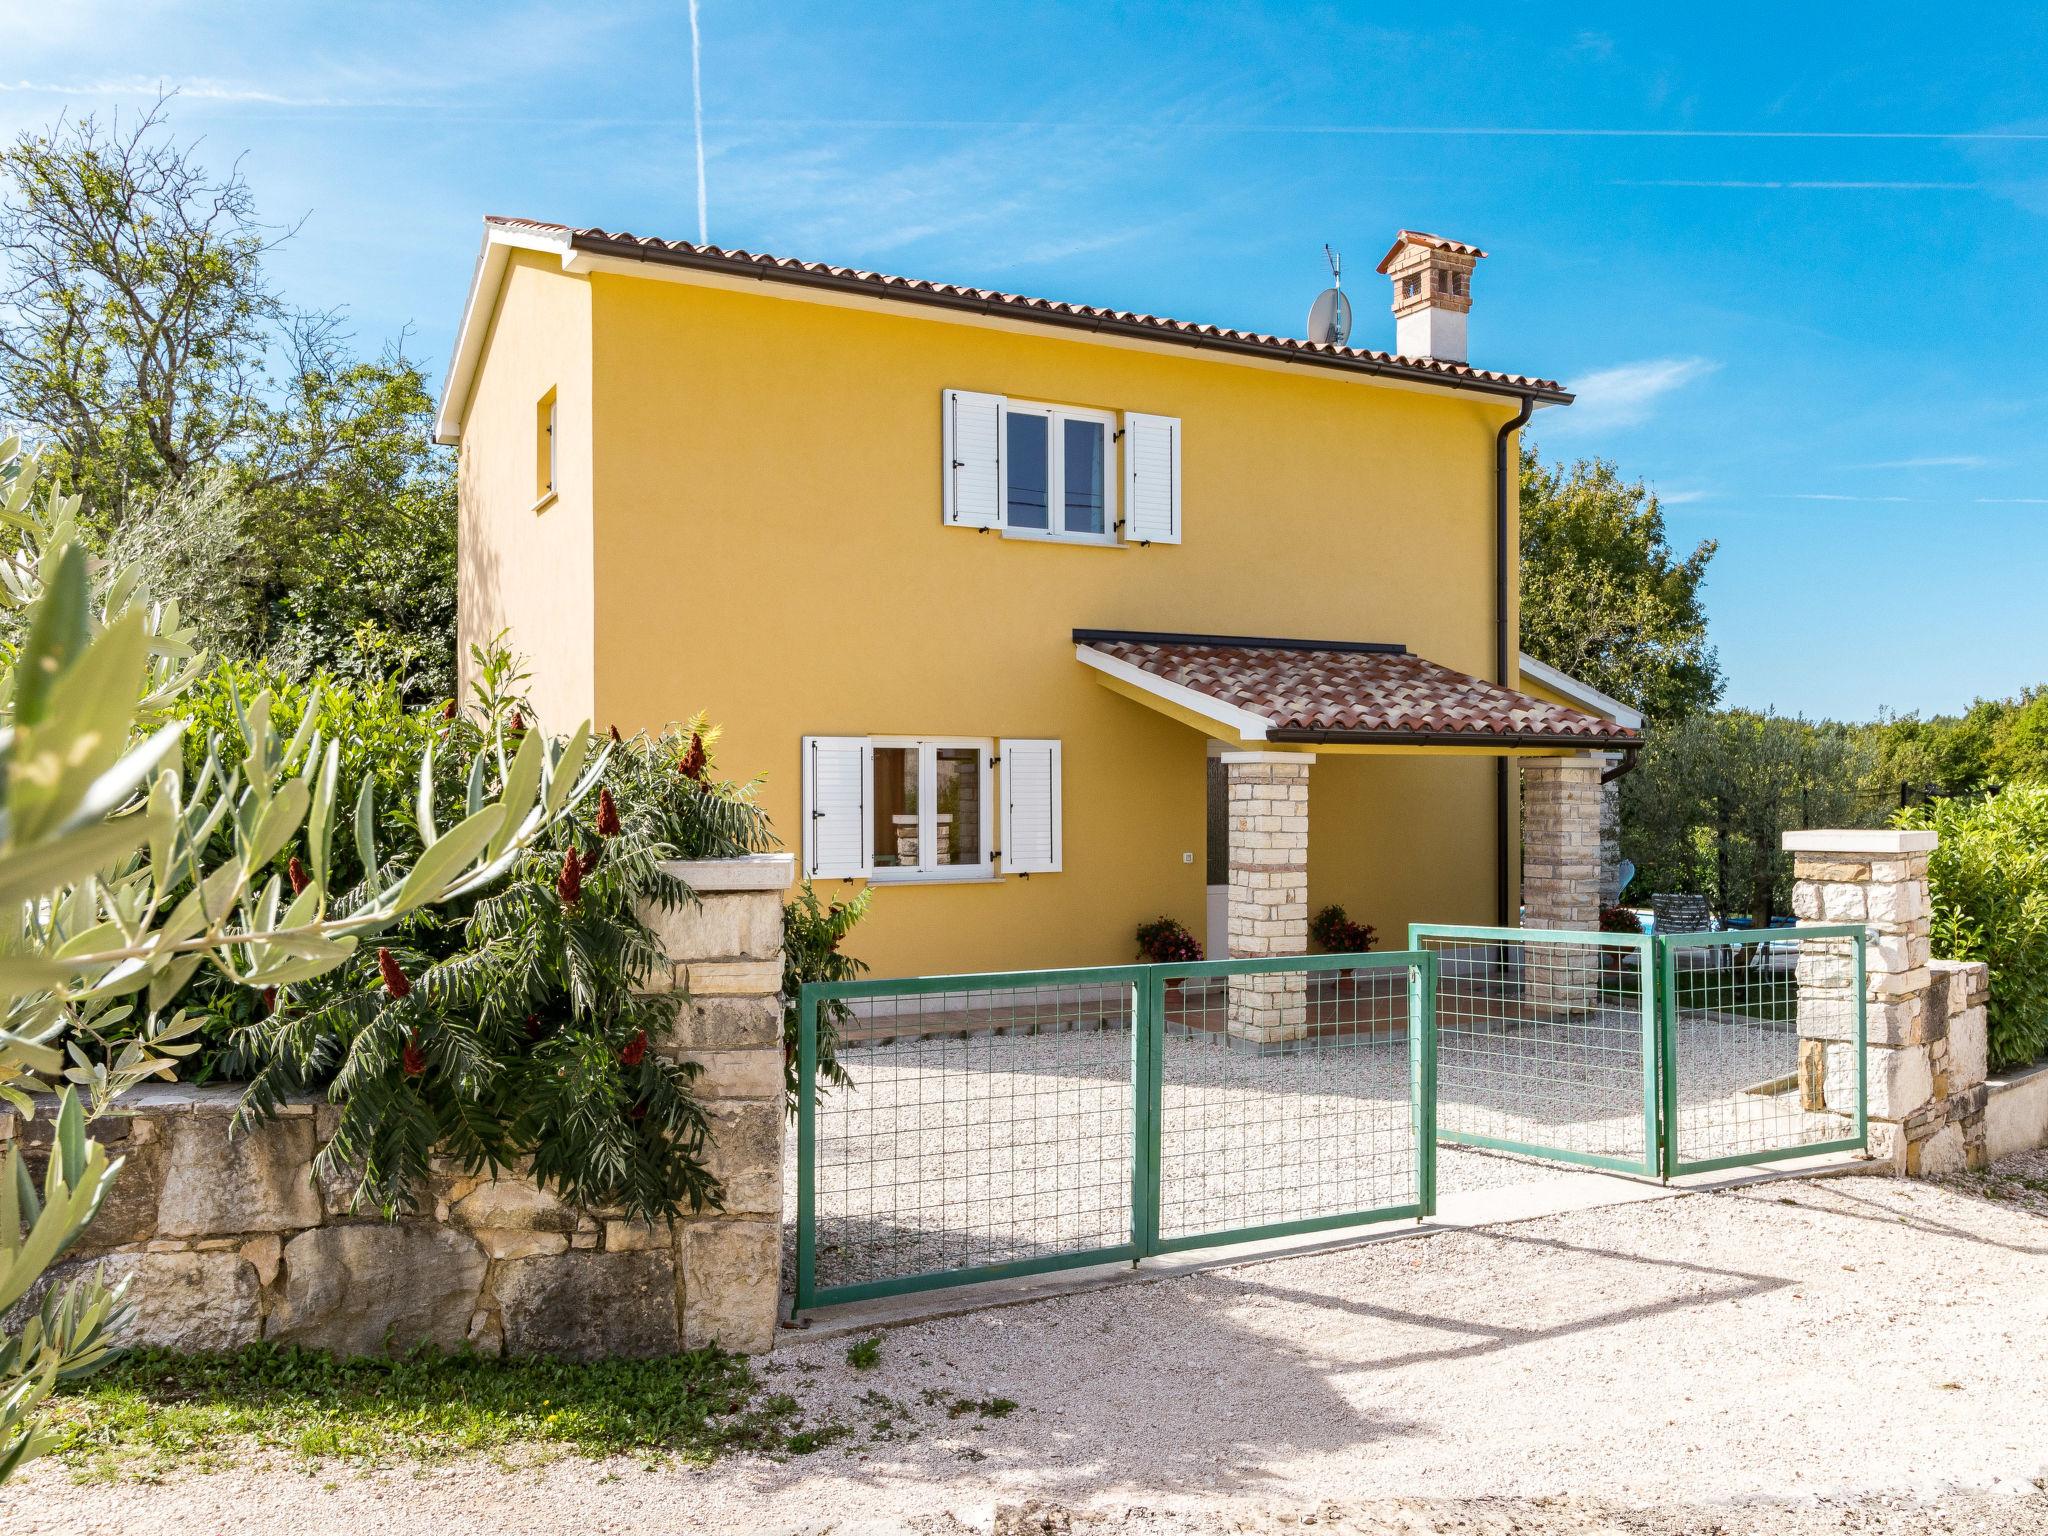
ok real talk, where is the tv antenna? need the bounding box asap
[1306,245,1351,346]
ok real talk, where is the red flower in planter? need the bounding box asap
[402,1030,427,1077]
[557,848,584,908]
[378,947,412,999]
[596,786,621,838]
[287,856,309,895]
[678,731,707,782]
[620,1030,648,1067]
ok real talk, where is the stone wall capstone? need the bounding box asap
[2,852,794,1358]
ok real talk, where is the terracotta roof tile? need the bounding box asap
[1077,633,1639,747]
[485,215,1567,401]
[1375,230,1489,271]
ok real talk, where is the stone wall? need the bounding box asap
[1,853,793,1358]
[1786,831,1989,1175]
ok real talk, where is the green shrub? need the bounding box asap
[1900,782,2048,1070]
[782,882,872,1113]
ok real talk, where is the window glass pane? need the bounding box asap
[933,748,983,867]
[1062,418,1105,535]
[872,746,919,868]
[1006,412,1049,530]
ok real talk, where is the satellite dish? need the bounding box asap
[1307,287,1352,347]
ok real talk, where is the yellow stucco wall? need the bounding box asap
[460,253,1541,977]
[456,253,597,732]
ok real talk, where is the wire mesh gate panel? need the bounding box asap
[1147,953,1434,1252]
[1410,925,1658,1174]
[795,952,1435,1311]
[1658,925,1867,1176]
[1409,922,1868,1180]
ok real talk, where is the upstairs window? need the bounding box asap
[943,390,1178,545]
[1003,402,1114,542]
[535,387,558,508]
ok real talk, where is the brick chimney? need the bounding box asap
[1376,231,1485,364]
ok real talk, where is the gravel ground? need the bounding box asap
[794,1016,1839,1295]
[12,1166,2048,1534]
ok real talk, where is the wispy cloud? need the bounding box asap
[1853,454,1990,469]
[1658,488,1710,505]
[1550,357,1718,434]
[1779,493,1915,503]
[1976,497,2048,505]
[1612,179,1979,191]
[0,77,346,105]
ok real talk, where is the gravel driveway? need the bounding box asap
[10,1158,2048,1534]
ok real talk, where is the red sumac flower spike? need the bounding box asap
[378,947,412,1000]
[557,847,583,908]
[596,786,621,838]
[510,710,526,734]
[402,1030,427,1078]
[582,841,603,875]
[679,732,706,782]
[442,698,457,720]
[287,856,308,895]
[608,723,622,743]
[619,1029,648,1068]
[262,986,278,1015]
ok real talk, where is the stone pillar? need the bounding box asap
[1520,755,1603,1012]
[641,852,793,1351]
[1785,830,1989,1174]
[1223,751,1312,1046]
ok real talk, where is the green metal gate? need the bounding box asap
[1410,923,1868,1181]
[795,950,1436,1311]
[794,925,1867,1314]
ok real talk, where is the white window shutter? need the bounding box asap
[999,739,1062,874]
[1122,411,1181,544]
[943,389,1005,528]
[803,736,872,879]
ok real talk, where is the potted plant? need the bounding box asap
[1136,916,1203,1017]
[1310,904,1378,990]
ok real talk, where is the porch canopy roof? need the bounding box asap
[1074,629,1642,755]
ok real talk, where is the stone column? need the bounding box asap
[1785,830,1989,1174]
[1223,751,1312,1047]
[1520,755,1603,1011]
[641,852,793,1351]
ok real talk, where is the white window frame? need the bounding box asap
[1000,400,1119,547]
[865,736,996,884]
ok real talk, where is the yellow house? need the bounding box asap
[437,219,1638,980]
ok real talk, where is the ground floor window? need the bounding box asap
[870,739,990,879]
[802,734,1062,882]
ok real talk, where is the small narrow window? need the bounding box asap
[1403,274,1420,299]
[535,388,558,507]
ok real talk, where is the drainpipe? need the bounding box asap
[1494,396,1534,927]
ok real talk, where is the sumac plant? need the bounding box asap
[223,689,777,1220]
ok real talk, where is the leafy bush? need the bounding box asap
[781,882,872,1113]
[1135,916,1201,964]
[1308,904,1377,954]
[1900,783,2048,1070]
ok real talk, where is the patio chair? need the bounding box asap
[1652,892,1727,968]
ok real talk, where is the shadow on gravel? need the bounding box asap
[1212,1225,1792,1374]
[1732,1178,2048,1258]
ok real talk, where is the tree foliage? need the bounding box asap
[1519,444,1721,724]
[1621,709,1877,922]
[0,100,457,700]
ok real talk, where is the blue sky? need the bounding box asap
[8,2,2046,720]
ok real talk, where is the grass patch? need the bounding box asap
[844,1335,882,1370]
[42,1342,836,1478]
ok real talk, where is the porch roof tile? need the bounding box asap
[1075,631,1642,748]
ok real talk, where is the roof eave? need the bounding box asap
[1264,725,1641,750]
[564,229,1573,407]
